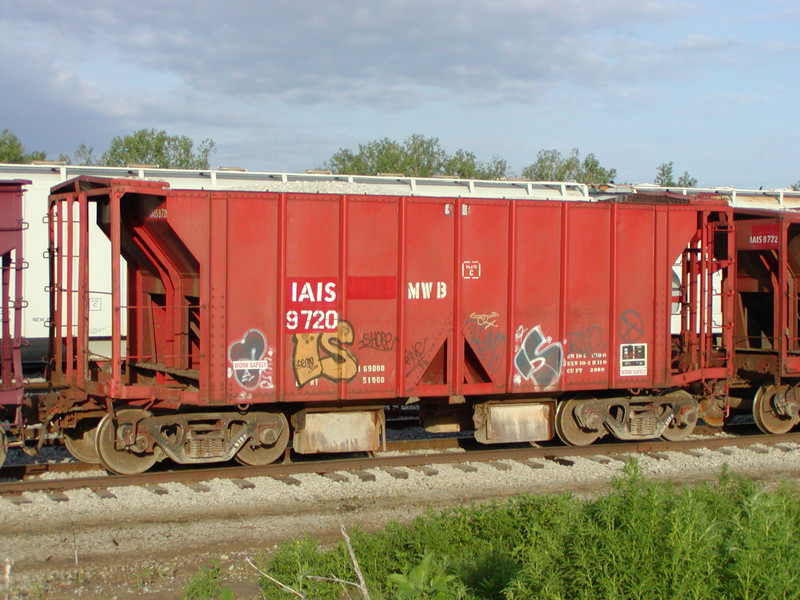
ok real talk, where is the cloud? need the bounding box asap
[0,43,119,152]
[0,0,698,113]
[1,0,798,186]
[677,33,735,53]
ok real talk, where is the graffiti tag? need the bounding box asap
[464,317,505,374]
[405,339,430,377]
[292,320,358,387]
[566,324,604,356]
[513,325,563,390]
[359,330,397,352]
[514,325,527,351]
[619,310,644,343]
[469,312,499,330]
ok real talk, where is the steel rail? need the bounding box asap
[2,430,798,498]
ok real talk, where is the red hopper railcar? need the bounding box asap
[43,177,744,473]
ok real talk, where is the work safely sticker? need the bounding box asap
[620,343,647,377]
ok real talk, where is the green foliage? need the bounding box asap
[1,127,215,168]
[719,481,800,600]
[59,143,99,166]
[261,535,357,599]
[0,129,46,163]
[182,562,235,600]
[445,149,508,180]
[677,171,698,187]
[260,495,577,599]
[655,161,698,187]
[655,161,675,185]
[792,180,799,191]
[509,460,725,600]
[577,152,617,184]
[0,129,26,163]
[260,465,800,600]
[520,148,616,184]
[323,134,507,179]
[401,134,448,177]
[506,462,800,600]
[458,547,520,599]
[101,128,215,169]
[388,552,458,600]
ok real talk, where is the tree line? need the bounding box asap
[2,128,798,189]
[322,134,618,184]
[0,128,215,170]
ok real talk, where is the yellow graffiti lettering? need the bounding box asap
[292,321,358,387]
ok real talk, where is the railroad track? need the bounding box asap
[3,428,798,502]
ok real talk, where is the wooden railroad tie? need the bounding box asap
[408,465,438,477]
[546,456,574,467]
[185,483,211,493]
[452,463,479,473]
[351,470,376,482]
[231,478,256,490]
[488,461,512,472]
[380,467,409,479]
[320,472,350,483]
[271,474,302,486]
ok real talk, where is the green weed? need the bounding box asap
[387,551,459,600]
[259,465,800,600]
[182,561,235,600]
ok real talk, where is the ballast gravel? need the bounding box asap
[3,440,800,599]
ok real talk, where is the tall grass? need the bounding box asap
[257,463,800,600]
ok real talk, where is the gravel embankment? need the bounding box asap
[3,440,800,599]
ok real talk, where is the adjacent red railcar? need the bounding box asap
[729,206,800,432]
[41,176,744,473]
[0,180,29,465]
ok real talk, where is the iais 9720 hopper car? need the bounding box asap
[40,176,751,474]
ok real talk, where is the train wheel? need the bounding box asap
[554,398,600,446]
[95,410,158,475]
[753,386,796,435]
[659,391,699,442]
[235,413,290,466]
[0,430,7,467]
[698,397,726,428]
[63,420,101,464]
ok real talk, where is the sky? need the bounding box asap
[1,0,798,188]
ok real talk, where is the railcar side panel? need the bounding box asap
[509,202,712,394]
[343,196,399,399]
[458,198,510,395]
[402,198,455,396]
[222,192,280,403]
[281,195,342,401]
[510,202,564,393]
[565,204,613,389]
[155,190,213,399]
[611,206,658,389]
